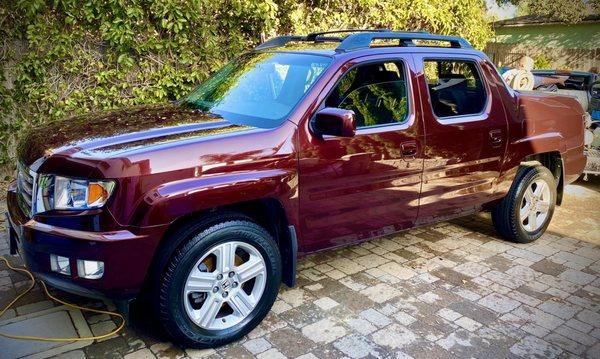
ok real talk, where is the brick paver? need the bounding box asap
[1,178,599,358]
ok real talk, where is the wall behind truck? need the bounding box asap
[485,22,600,71]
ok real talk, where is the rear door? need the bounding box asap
[412,53,508,224]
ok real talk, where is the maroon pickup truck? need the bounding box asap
[5,30,586,347]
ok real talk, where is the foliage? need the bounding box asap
[282,0,493,49]
[528,0,599,22]
[497,0,599,22]
[533,54,553,69]
[0,0,493,172]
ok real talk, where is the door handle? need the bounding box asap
[489,129,503,147]
[401,141,418,157]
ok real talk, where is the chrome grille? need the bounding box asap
[17,163,36,216]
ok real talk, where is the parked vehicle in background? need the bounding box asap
[584,79,600,178]
[5,30,587,348]
[528,70,598,179]
[531,70,598,110]
[591,79,600,122]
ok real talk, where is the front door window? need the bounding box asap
[325,61,409,127]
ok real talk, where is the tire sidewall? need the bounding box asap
[160,221,281,347]
[514,167,557,242]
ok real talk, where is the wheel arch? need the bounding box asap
[520,151,564,205]
[144,197,298,293]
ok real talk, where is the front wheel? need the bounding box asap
[157,219,282,348]
[492,165,557,243]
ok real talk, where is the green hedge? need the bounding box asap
[0,0,492,172]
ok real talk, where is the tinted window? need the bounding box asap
[184,52,332,128]
[326,61,409,127]
[424,60,486,118]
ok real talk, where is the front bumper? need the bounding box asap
[5,185,167,301]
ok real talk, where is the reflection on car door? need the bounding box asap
[413,54,508,224]
[297,56,425,252]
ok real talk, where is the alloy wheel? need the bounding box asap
[519,179,551,232]
[182,241,267,330]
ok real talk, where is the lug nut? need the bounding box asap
[232,282,238,288]
[222,291,228,298]
[212,286,219,293]
[229,271,235,278]
[217,274,223,280]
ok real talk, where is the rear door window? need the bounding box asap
[423,60,486,118]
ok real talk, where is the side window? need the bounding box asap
[325,61,409,127]
[423,59,487,118]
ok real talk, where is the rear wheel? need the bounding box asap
[492,165,557,243]
[157,218,281,348]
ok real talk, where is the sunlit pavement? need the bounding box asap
[1,178,599,359]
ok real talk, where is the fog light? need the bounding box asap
[77,259,104,279]
[50,254,71,275]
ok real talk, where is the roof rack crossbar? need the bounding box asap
[336,32,472,52]
[305,29,390,41]
[254,29,391,51]
[254,35,306,50]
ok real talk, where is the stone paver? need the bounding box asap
[371,323,417,349]
[333,333,382,358]
[313,297,339,311]
[0,178,599,358]
[243,338,272,354]
[478,293,522,313]
[123,349,155,359]
[301,318,346,344]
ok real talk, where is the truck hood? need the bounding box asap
[17,105,254,167]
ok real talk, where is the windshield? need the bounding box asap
[183,52,332,128]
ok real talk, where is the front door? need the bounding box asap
[297,55,425,252]
[412,54,508,224]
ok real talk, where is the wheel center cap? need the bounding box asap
[220,279,232,291]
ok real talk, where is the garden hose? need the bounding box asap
[0,256,125,342]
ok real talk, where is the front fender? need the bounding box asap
[130,169,297,227]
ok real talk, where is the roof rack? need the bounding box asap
[305,29,390,41]
[254,30,472,52]
[336,32,472,51]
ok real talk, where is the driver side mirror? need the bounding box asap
[312,107,356,138]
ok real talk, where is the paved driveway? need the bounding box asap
[1,178,599,359]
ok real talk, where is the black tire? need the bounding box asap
[157,217,282,348]
[492,165,557,243]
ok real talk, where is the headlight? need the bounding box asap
[36,175,115,213]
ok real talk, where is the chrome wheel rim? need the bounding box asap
[519,179,551,232]
[183,241,267,330]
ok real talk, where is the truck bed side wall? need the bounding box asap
[491,74,586,194]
